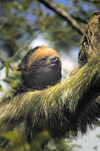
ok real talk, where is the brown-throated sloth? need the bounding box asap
[1,12,100,151]
[17,46,61,90]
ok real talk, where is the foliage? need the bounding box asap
[0,128,73,151]
[3,70,21,86]
[0,0,100,56]
[0,0,100,151]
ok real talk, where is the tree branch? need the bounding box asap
[71,15,88,24]
[38,0,84,35]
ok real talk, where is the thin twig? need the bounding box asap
[0,27,40,41]
[0,26,45,70]
[8,26,44,63]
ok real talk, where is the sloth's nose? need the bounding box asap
[50,55,59,63]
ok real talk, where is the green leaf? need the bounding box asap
[1,131,20,141]
[0,148,4,151]
[5,62,9,77]
[0,120,2,130]
[0,85,4,92]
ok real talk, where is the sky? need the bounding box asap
[72,127,100,151]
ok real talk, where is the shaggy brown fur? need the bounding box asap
[1,11,100,151]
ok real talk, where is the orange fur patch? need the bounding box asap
[29,46,61,65]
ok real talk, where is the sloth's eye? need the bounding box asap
[41,58,47,63]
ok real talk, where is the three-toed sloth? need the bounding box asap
[1,11,100,150]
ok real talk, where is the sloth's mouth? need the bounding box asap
[50,62,58,66]
[47,62,61,72]
[48,61,60,68]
